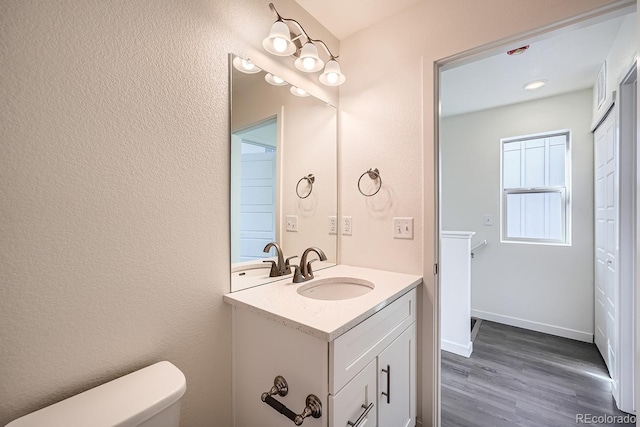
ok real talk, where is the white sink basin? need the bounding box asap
[232,263,272,278]
[297,277,375,301]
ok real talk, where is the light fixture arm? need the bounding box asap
[268,3,339,60]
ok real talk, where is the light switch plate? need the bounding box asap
[328,216,337,235]
[342,216,352,236]
[286,215,298,232]
[484,214,493,226]
[393,217,414,239]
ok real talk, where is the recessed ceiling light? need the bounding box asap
[524,80,547,91]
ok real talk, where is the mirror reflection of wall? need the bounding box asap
[230,54,337,292]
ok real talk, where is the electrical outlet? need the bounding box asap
[328,216,337,235]
[342,216,352,236]
[286,215,298,232]
[393,217,414,239]
[484,214,493,226]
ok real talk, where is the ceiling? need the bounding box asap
[294,0,421,39]
[441,14,631,117]
[293,2,633,119]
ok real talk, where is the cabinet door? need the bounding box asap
[329,359,377,427]
[378,323,416,427]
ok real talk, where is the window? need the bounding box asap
[501,131,570,244]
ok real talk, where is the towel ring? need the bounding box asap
[358,168,382,197]
[296,174,315,199]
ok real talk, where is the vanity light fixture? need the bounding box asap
[262,3,346,86]
[524,80,547,90]
[294,42,324,73]
[290,86,310,97]
[265,73,288,86]
[232,56,262,74]
[319,59,346,86]
[263,20,297,56]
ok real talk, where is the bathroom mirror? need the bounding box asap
[230,54,337,292]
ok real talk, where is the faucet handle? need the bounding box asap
[262,260,279,277]
[305,259,319,280]
[292,264,305,283]
[284,256,298,274]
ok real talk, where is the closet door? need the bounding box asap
[593,110,618,390]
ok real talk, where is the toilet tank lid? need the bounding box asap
[6,361,186,427]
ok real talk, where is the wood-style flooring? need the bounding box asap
[441,321,636,427]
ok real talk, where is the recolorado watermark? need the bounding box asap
[576,413,636,424]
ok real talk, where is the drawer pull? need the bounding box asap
[381,365,390,404]
[347,402,374,427]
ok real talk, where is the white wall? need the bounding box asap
[441,89,595,342]
[593,12,638,126]
[338,1,625,424]
[0,0,337,425]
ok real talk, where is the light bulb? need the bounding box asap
[273,37,287,53]
[273,75,284,84]
[319,59,345,86]
[263,21,295,56]
[294,42,323,73]
[303,57,316,71]
[241,59,255,71]
[290,86,309,97]
[232,56,261,74]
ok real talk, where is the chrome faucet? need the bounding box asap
[293,247,327,283]
[263,242,297,277]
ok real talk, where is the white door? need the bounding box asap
[239,150,276,261]
[594,110,618,394]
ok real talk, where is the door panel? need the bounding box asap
[329,360,377,427]
[593,111,617,389]
[239,151,276,261]
[378,324,416,427]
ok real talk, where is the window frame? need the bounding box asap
[500,130,572,246]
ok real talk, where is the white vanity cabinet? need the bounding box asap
[330,323,416,427]
[231,288,417,427]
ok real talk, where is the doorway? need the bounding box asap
[231,117,278,263]
[435,7,637,426]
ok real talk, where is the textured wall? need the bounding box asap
[337,0,625,425]
[0,0,336,425]
[441,90,595,341]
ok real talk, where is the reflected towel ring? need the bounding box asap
[296,174,315,199]
[358,168,382,197]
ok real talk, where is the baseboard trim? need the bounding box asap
[441,339,473,357]
[471,309,593,343]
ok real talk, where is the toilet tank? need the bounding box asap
[6,361,186,427]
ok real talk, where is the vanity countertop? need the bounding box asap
[223,264,422,341]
